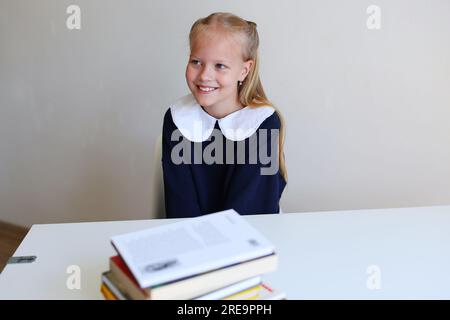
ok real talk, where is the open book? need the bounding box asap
[110,209,276,289]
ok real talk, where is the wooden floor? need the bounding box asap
[0,221,29,273]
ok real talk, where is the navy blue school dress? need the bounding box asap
[162,94,286,218]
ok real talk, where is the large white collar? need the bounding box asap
[170,94,275,142]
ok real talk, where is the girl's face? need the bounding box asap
[186,30,253,118]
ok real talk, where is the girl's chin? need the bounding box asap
[194,94,218,108]
[194,90,220,102]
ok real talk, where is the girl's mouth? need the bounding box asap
[197,85,218,94]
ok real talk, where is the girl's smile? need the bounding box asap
[197,85,219,94]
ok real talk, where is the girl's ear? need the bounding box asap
[240,59,254,81]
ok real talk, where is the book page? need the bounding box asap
[125,221,229,265]
[111,209,275,288]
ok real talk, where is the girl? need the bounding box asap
[162,12,287,218]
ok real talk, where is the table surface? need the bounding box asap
[1,205,450,299]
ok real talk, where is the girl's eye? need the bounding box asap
[190,60,201,66]
[216,64,227,70]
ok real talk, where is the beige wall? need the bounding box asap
[1,0,450,226]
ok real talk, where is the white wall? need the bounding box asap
[1,0,450,226]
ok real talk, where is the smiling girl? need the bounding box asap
[162,12,287,218]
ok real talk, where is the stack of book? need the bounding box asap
[100,209,286,300]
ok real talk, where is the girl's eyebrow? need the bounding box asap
[190,56,230,63]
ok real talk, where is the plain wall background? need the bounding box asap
[1,0,449,227]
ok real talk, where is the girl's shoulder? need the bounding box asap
[255,107,281,130]
[163,94,196,124]
[162,94,199,134]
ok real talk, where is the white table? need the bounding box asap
[1,205,449,299]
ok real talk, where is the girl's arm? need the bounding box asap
[162,110,202,218]
[223,163,285,215]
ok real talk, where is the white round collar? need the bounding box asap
[170,94,275,142]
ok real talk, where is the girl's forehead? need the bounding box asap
[191,30,245,60]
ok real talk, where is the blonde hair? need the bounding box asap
[189,12,287,181]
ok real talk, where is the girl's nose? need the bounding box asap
[198,65,213,82]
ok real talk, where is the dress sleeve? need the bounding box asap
[162,109,202,218]
[223,113,286,215]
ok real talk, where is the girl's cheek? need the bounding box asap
[186,68,196,80]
